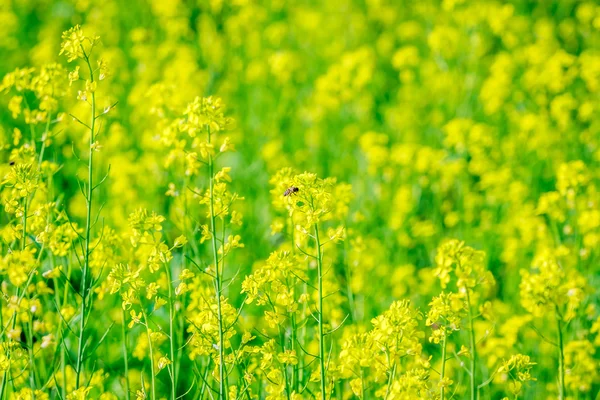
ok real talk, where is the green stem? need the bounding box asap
[177,179,189,391]
[384,358,396,400]
[291,311,298,393]
[466,289,477,400]
[55,257,71,399]
[121,308,131,400]
[314,224,326,400]
[22,197,27,250]
[208,126,227,400]
[58,284,67,399]
[75,51,96,388]
[165,263,177,400]
[440,334,447,400]
[273,305,291,400]
[37,114,51,167]
[556,312,566,400]
[289,216,299,394]
[360,368,365,399]
[26,315,37,396]
[198,358,211,400]
[142,309,156,400]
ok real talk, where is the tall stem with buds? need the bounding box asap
[208,126,227,400]
[314,224,327,400]
[142,309,157,400]
[440,334,447,400]
[165,262,177,400]
[75,48,96,389]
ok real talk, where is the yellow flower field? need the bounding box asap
[0,1,599,399]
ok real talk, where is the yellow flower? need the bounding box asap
[59,25,99,62]
[68,66,80,85]
[214,167,232,183]
[157,356,172,371]
[128,310,142,328]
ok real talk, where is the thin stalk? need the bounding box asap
[22,198,27,250]
[37,114,51,167]
[176,297,186,394]
[164,263,177,400]
[142,309,157,400]
[75,50,97,388]
[121,308,131,400]
[314,224,326,400]
[176,176,190,390]
[207,126,227,400]
[56,280,67,399]
[198,358,211,400]
[290,310,298,393]
[360,368,365,399]
[384,358,396,400]
[62,259,72,396]
[53,256,71,399]
[556,311,566,400]
[299,284,308,388]
[465,289,477,400]
[23,198,35,399]
[275,309,291,400]
[440,334,447,400]
[289,217,299,393]
[26,315,37,394]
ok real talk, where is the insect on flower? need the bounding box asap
[283,186,299,196]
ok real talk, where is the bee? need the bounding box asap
[9,161,15,166]
[283,186,299,196]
